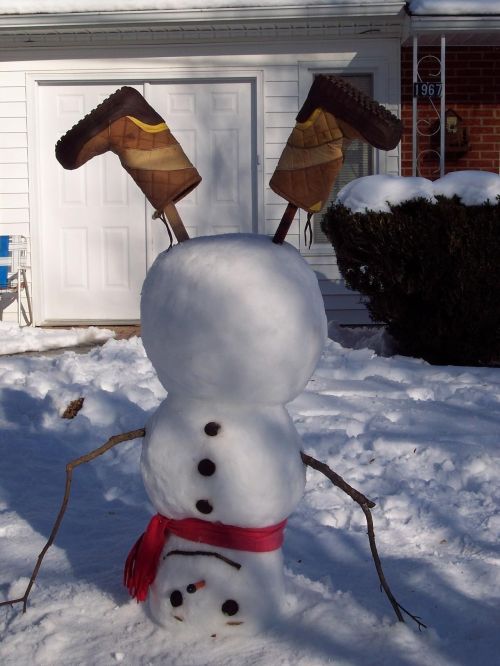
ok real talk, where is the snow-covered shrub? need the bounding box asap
[321,194,500,365]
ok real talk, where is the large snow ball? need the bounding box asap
[141,234,327,404]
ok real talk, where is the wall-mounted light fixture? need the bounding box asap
[443,109,470,155]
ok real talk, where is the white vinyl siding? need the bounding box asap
[0,77,30,321]
[0,74,29,236]
[263,66,300,246]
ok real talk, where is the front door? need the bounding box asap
[36,79,255,323]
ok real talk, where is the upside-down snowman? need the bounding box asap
[55,80,401,635]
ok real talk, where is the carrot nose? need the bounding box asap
[186,580,206,594]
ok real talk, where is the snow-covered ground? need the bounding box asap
[0,171,499,663]
[1,330,499,665]
[0,322,115,356]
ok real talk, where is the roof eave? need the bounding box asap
[0,4,407,31]
[402,14,500,46]
[409,14,500,35]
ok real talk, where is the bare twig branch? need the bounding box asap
[301,451,426,630]
[0,428,145,614]
[300,452,375,509]
[361,504,427,630]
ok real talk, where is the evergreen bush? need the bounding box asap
[321,195,500,365]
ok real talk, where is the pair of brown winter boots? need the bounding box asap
[55,77,402,244]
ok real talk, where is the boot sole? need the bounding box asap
[55,86,164,169]
[297,75,402,151]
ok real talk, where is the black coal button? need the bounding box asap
[196,499,213,514]
[198,458,216,476]
[204,422,221,436]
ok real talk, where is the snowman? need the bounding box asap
[125,233,327,634]
[51,81,402,635]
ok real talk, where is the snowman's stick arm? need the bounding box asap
[0,428,145,614]
[300,451,426,630]
[300,452,375,508]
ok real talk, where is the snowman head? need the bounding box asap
[141,234,327,405]
[149,546,284,634]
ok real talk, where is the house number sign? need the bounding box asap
[413,82,443,98]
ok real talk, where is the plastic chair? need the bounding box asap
[0,235,33,326]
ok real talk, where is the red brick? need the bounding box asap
[475,109,494,117]
[476,134,498,143]
[479,151,499,160]
[464,151,481,159]
[463,159,493,168]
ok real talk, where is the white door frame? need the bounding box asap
[27,68,264,325]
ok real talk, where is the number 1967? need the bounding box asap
[414,82,443,98]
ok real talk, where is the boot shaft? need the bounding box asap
[270,109,345,214]
[74,116,200,212]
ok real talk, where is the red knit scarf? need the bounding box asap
[124,513,287,602]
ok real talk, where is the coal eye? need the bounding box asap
[186,580,205,594]
[221,599,239,616]
[170,590,183,607]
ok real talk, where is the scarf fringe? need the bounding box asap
[124,514,169,602]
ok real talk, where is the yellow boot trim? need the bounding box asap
[126,116,169,133]
[291,109,344,147]
[295,107,326,130]
[121,145,193,171]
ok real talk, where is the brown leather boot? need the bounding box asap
[270,107,346,215]
[55,87,201,240]
[270,75,402,240]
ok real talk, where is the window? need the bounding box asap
[311,74,374,246]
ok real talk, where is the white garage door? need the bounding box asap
[147,81,254,254]
[36,80,255,323]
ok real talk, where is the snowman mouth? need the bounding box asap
[173,615,184,622]
[226,621,243,626]
[165,549,241,570]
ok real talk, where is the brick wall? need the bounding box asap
[401,46,500,178]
